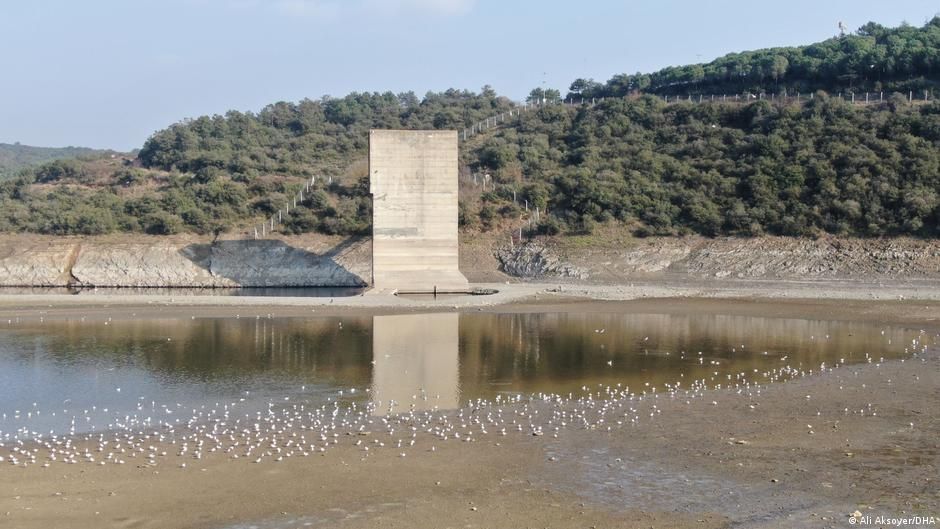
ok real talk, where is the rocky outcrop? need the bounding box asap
[490,235,940,283]
[71,239,219,287]
[0,235,371,288]
[546,236,940,282]
[494,242,588,280]
[681,237,940,279]
[0,237,79,286]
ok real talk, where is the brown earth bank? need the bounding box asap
[0,299,937,529]
[3,230,940,288]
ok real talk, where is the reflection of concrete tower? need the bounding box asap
[371,313,460,414]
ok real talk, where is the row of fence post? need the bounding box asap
[660,90,933,105]
[461,88,936,144]
[251,174,333,239]
[507,205,544,249]
[460,97,606,142]
[458,87,921,143]
[461,102,567,246]
[463,168,548,249]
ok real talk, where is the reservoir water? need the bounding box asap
[0,312,917,440]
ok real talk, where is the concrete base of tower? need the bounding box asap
[369,270,470,295]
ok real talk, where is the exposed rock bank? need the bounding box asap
[505,236,940,282]
[3,233,940,287]
[0,235,370,288]
[494,242,589,280]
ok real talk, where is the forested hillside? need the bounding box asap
[496,94,940,237]
[2,18,940,239]
[0,90,513,236]
[566,17,940,99]
[0,143,111,179]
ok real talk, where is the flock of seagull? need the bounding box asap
[0,318,931,472]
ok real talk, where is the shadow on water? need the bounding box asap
[179,237,369,288]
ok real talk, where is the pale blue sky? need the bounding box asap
[1,0,937,151]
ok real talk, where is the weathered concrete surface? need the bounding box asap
[0,235,370,288]
[369,130,469,292]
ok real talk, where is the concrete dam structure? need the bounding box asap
[369,130,470,293]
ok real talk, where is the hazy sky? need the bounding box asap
[1,0,937,151]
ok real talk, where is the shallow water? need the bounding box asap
[0,312,916,439]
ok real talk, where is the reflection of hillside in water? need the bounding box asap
[1,312,914,412]
[364,312,911,411]
[457,313,912,397]
[12,317,373,386]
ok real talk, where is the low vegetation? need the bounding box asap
[0,143,111,179]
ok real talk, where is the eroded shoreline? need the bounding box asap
[4,278,940,316]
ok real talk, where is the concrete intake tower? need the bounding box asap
[369,129,470,293]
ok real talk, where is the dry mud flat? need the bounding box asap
[0,299,938,529]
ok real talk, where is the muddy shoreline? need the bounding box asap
[3,280,940,326]
[0,297,937,529]
[3,277,940,316]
